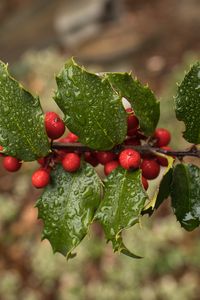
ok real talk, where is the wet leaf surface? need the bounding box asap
[55,58,127,150]
[171,164,200,231]
[106,72,160,136]
[175,62,200,144]
[0,61,50,161]
[95,167,148,258]
[143,168,173,216]
[36,163,101,258]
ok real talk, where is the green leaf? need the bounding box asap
[36,163,101,258]
[154,168,173,209]
[144,153,174,211]
[143,168,173,216]
[174,62,200,144]
[106,72,160,136]
[55,58,127,150]
[171,163,200,231]
[95,167,148,258]
[0,61,50,161]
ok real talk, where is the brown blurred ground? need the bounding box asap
[0,0,199,90]
[0,1,200,300]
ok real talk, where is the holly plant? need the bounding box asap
[0,58,199,259]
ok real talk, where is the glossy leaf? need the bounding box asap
[0,61,50,161]
[171,164,200,231]
[36,163,101,258]
[106,72,160,135]
[175,62,200,144]
[154,168,173,209]
[95,167,148,258]
[143,168,173,216]
[55,58,127,150]
[144,153,174,211]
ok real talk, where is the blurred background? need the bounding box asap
[0,0,200,299]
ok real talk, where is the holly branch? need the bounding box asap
[52,142,200,158]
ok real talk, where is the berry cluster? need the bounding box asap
[32,112,81,188]
[0,108,172,191]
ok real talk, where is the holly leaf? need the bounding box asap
[174,62,200,144]
[142,168,173,216]
[95,167,148,258]
[0,61,50,161]
[36,163,101,258]
[106,72,160,136]
[154,168,173,210]
[171,164,200,231]
[144,153,174,211]
[54,58,127,150]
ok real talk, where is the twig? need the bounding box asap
[52,142,200,158]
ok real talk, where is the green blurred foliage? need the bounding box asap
[159,52,200,149]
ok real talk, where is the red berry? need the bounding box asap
[62,153,81,172]
[55,149,69,160]
[124,137,141,146]
[141,159,160,180]
[37,157,46,166]
[119,149,141,170]
[96,151,116,165]
[84,152,99,167]
[141,153,156,159]
[156,146,174,166]
[157,155,168,167]
[43,166,51,174]
[127,128,138,136]
[104,160,119,176]
[66,132,79,142]
[126,108,139,137]
[153,128,171,147]
[3,156,22,172]
[126,108,133,113]
[32,169,50,188]
[142,176,149,190]
[45,112,65,139]
[55,137,72,158]
[136,132,148,140]
[56,137,71,143]
[0,145,4,157]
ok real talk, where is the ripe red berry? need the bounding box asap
[141,159,160,180]
[126,108,133,113]
[56,137,71,143]
[126,108,139,136]
[96,151,116,165]
[55,137,72,158]
[119,149,141,170]
[3,156,22,172]
[37,157,46,166]
[156,155,168,167]
[0,145,4,157]
[45,112,65,139]
[156,146,174,166]
[124,137,141,146]
[136,132,148,140]
[84,152,99,167]
[153,128,171,147]
[142,176,149,190]
[66,132,79,142]
[141,152,156,159]
[56,149,69,161]
[62,153,81,172]
[32,168,50,188]
[104,160,119,176]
